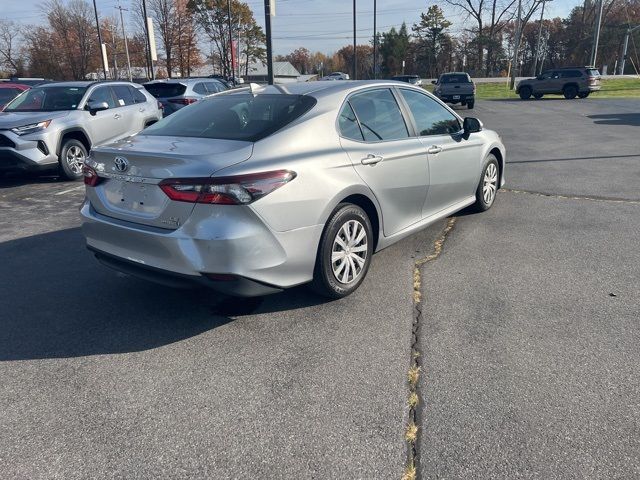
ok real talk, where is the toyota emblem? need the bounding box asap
[114,156,129,172]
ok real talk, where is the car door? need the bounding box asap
[338,88,429,236]
[397,88,483,218]
[83,85,121,146]
[111,84,140,136]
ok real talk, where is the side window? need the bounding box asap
[540,71,553,80]
[338,102,364,141]
[551,71,561,79]
[399,89,461,136]
[349,89,409,142]
[87,86,116,108]
[193,83,208,95]
[130,86,148,104]
[111,85,135,106]
[563,70,581,78]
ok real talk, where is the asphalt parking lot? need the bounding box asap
[1,98,639,479]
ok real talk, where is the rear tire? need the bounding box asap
[58,139,87,180]
[578,92,590,98]
[471,155,499,212]
[563,85,578,99]
[533,93,543,99]
[519,87,532,100]
[311,204,373,299]
[467,100,475,109]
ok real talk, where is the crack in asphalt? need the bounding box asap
[501,188,640,204]
[404,217,457,480]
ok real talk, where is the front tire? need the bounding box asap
[578,92,590,98]
[519,87,532,100]
[533,93,543,99]
[563,85,578,99]
[58,139,87,180]
[311,204,373,298]
[471,155,499,212]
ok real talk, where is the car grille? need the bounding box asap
[0,134,16,148]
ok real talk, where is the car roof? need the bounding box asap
[440,72,469,76]
[37,81,141,89]
[144,78,223,85]
[0,83,30,89]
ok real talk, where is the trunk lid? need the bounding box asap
[86,134,253,229]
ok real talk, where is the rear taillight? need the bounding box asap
[83,164,102,187]
[159,170,297,205]
[588,76,599,85]
[168,98,198,105]
[473,83,477,94]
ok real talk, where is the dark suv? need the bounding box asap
[516,67,601,100]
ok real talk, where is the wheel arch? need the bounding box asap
[57,128,91,157]
[489,146,505,186]
[340,193,381,251]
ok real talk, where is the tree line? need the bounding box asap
[0,0,639,80]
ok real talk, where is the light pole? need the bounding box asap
[532,0,551,76]
[92,0,108,79]
[142,0,155,80]
[590,0,604,67]
[619,25,640,74]
[509,0,522,90]
[264,0,274,84]
[352,0,356,79]
[227,0,235,85]
[373,0,377,79]
[116,4,132,81]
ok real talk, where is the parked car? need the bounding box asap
[143,78,228,116]
[0,81,162,179]
[0,83,30,110]
[391,75,423,86]
[81,81,505,298]
[320,72,350,81]
[516,66,601,100]
[432,72,476,109]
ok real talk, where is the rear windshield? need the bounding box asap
[143,93,317,142]
[4,86,86,112]
[0,88,22,103]
[440,74,471,84]
[143,83,187,98]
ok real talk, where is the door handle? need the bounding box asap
[114,113,121,119]
[361,154,383,166]
[139,108,145,112]
[427,145,442,154]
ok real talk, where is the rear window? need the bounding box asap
[587,69,600,77]
[143,93,317,142]
[440,74,471,84]
[0,88,21,103]
[143,83,187,98]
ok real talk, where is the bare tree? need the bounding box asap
[0,20,26,75]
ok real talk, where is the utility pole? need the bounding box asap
[110,24,119,79]
[619,25,640,74]
[264,0,274,84]
[352,0,356,79]
[509,0,522,90]
[92,0,108,79]
[116,4,132,81]
[227,0,235,85]
[532,0,551,76]
[590,0,604,67]
[373,0,377,78]
[142,0,155,80]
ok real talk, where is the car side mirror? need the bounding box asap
[463,117,483,136]
[86,101,109,115]
[431,80,437,85]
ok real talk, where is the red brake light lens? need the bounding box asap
[83,164,102,186]
[168,98,198,105]
[159,170,297,205]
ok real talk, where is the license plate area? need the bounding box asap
[453,95,461,100]
[102,178,168,217]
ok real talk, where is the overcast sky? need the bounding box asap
[9,0,580,55]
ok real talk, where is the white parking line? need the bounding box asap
[55,185,85,195]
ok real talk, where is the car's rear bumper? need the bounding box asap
[436,94,474,104]
[80,200,324,296]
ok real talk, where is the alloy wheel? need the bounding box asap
[483,163,498,205]
[66,145,85,175]
[331,219,368,284]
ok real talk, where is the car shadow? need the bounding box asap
[0,171,69,189]
[588,113,640,126]
[0,228,327,361]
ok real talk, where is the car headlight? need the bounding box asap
[10,120,52,136]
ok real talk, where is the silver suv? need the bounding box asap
[0,81,162,179]
[143,78,228,116]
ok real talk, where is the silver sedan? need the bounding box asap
[81,81,505,298]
